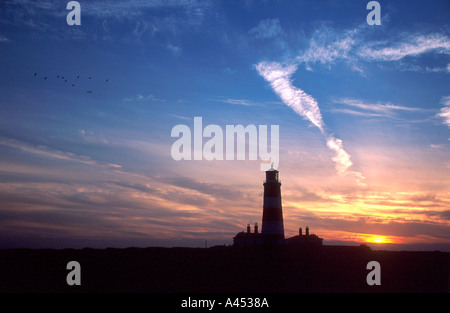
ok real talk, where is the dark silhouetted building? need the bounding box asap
[285,226,323,246]
[233,223,264,246]
[233,166,323,247]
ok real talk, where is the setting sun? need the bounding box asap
[366,236,392,244]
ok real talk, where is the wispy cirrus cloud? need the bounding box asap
[123,94,165,102]
[255,62,325,132]
[0,136,121,169]
[2,0,210,44]
[330,108,385,118]
[437,96,450,128]
[296,27,358,66]
[249,18,284,39]
[396,62,450,74]
[294,24,449,75]
[255,61,365,186]
[255,24,449,186]
[358,33,450,61]
[213,98,282,107]
[5,0,210,19]
[325,137,353,175]
[84,0,210,19]
[219,98,261,107]
[332,98,422,118]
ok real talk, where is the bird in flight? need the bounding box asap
[31,72,108,95]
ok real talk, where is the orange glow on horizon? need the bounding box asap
[304,229,407,246]
[368,236,387,244]
[365,235,397,244]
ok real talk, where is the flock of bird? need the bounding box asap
[33,72,109,94]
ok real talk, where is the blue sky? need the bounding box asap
[0,0,449,249]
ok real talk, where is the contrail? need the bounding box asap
[256,61,365,186]
[256,62,325,133]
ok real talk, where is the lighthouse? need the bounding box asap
[233,166,322,247]
[261,163,284,244]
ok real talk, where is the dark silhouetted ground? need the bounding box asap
[0,245,448,293]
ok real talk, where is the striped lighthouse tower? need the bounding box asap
[261,163,285,244]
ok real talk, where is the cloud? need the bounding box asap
[165,43,182,56]
[1,0,64,31]
[330,108,385,118]
[131,20,157,41]
[326,136,366,186]
[350,64,366,77]
[325,137,352,174]
[213,98,281,107]
[0,136,121,169]
[397,63,450,74]
[286,188,450,243]
[249,19,283,39]
[255,61,325,132]
[296,27,358,66]
[0,155,256,248]
[255,28,449,186]
[311,214,450,242]
[79,129,110,145]
[333,98,422,118]
[160,176,245,201]
[437,96,450,128]
[220,98,259,106]
[255,61,365,186]
[123,94,165,102]
[358,34,450,61]
[171,114,191,121]
[294,26,449,75]
[3,0,210,44]
[84,0,210,19]
[430,144,446,149]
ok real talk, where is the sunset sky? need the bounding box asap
[0,0,449,250]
